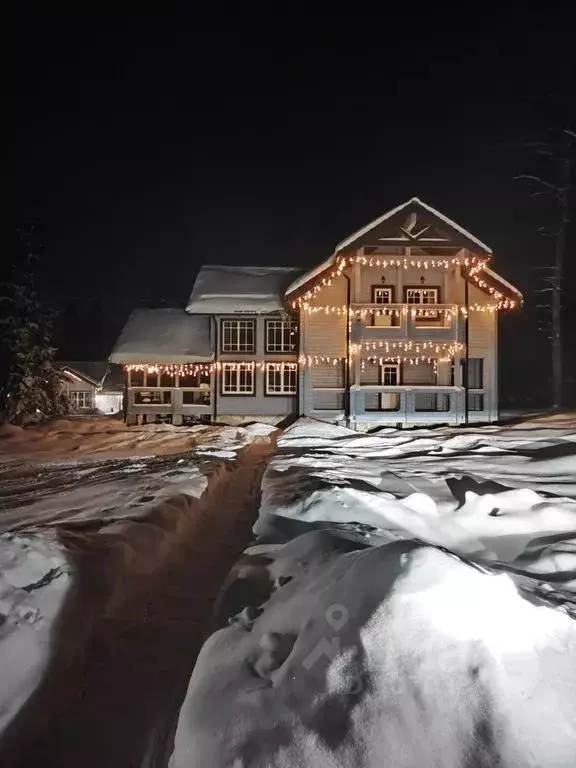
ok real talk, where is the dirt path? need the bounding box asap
[0,437,276,768]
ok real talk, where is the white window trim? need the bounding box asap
[372,287,393,304]
[265,363,297,395]
[221,362,255,395]
[71,391,92,409]
[265,319,297,353]
[221,319,256,353]
[405,287,439,304]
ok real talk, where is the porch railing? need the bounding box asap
[350,303,464,344]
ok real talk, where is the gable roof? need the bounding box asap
[109,309,213,364]
[59,362,109,387]
[286,197,495,299]
[335,197,493,255]
[186,265,306,314]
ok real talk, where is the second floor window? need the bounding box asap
[405,288,439,305]
[221,319,255,353]
[372,287,394,304]
[265,320,297,353]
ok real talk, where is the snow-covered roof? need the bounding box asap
[335,197,493,255]
[286,197,494,297]
[58,362,109,387]
[109,309,213,364]
[186,266,306,314]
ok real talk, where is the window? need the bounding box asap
[265,363,297,395]
[371,286,399,327]
[415,393,451,412]
[405,288,439,305]
[381,364,399,386]
[221,319,255,353]
[182,389,211,405]
[461,358,484,389]
[265,320,297,353]
[221,363,254,395]
[71,391,92,409]
[134,390,172,405]
[372,287,394,304]
[468,393,484,411]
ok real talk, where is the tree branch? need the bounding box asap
[513,174,558,190]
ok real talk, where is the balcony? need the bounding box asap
[351,303,464,344]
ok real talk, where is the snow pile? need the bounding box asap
[0,532,71,732]
[194,422,278,459]
[170,414,576,766]
[171,535,576,767]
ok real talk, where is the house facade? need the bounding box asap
[110,198,521,429]
[59,362,124,414]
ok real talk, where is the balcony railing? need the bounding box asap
[350,303,464,344]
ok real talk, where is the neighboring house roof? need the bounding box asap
[101,364,125,392]
[186,265,306,314]
[109,309,213,364]
[59,362,109,387]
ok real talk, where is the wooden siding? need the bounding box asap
[467,284,498,420]
[215,313,298,418]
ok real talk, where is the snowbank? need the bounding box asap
[0,532,71,732]
[171,414,576,766]
[171,535,576,767]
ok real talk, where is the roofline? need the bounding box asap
[484,266,523,299]
[335,197,493,255]
[60,366,103,387]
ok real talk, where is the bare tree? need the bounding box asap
[515,127,574,409]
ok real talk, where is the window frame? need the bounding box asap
[461,358,484,390]
[371,285,395,304]
[264,363,298,396]
[71,390,92,409]
[220,318,256,354]
[265,319,298,354]
[404,286,441,322]
[220,362,256,396]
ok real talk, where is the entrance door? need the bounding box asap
[380,364,400,411]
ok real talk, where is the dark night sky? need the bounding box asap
[11,7,576,404]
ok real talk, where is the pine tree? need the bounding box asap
[0,224,70,424]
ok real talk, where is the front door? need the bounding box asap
[380,364,400,411]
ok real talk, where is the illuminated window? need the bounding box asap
[265,363,297,395]
[265,320,297,353]
[221,320,255,353]
[221,363,254,395]
[372,287,394,304]
[405,288,439,304]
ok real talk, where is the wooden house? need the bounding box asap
[110,198,521,428]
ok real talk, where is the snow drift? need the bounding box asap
[171,415,576,767]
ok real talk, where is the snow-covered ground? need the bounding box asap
[171,414,576,767]
[0,417,277,747]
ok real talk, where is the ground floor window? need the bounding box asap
[221,363,254,395]
[134,390,172,405]
[265,363,297,395]
[70,391,92,409]
[468,393,484,411]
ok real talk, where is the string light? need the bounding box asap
[351,341,465,355]
[293,253,490,306]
